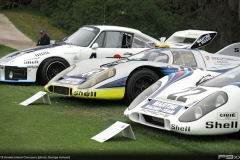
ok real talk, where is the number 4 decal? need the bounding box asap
[89,52,97,59]
[167,87,207,102]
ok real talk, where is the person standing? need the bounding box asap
[36,29,50,46]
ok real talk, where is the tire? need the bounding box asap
[124,68,160,104]
[37,58,69,85]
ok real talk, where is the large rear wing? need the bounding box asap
[162,30,217,49]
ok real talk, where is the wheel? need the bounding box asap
[37,58,69,84]
[124,68,160,104]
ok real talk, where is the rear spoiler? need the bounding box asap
[161,30,217,49]
[215,42,240,56]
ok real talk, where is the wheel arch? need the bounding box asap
[122,65,164,104]
[126,65,164,86]
[36,56,70,82]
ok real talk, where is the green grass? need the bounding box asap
[0,82,240,159]
[0,9,240,159]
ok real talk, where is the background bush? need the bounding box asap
[1,0,239,51]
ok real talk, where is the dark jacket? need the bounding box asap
[37,34,50,46]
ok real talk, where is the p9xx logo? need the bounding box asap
[167,87,207,102]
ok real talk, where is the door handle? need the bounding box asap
[124,52,133,56]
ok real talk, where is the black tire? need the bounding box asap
[124,68,160,104]
[37,58,69,85]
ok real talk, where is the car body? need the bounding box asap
[44,42,240,104]
[123,65,240,135]
[0,26,217,84]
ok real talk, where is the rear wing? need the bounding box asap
[215,42,240,56]
[162,30,217,49]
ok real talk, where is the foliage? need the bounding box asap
[0,0,239,50]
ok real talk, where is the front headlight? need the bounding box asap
[179,91,228,122]
[78,67,116,89]
[47,65,76,84]
[128,81,162,110]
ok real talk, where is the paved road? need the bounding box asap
[0,14,36,50]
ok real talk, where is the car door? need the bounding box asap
[80,31,134,60]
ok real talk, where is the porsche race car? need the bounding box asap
[123,65,240,135]
[0,25,215,84]
[44,42,240,104]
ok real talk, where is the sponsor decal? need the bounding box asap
[74,90,97,97]
[196,34,211,45]
[206,121,238,128]
[141,100,183,115]
[212,57,240,61]
[171,124,190,132]
[213,60,230,65]
[179,66,204,71]
[80,68,108,78]
[24,60,38,64]
[35,51,50,57]
[64,52,77,54]
[141,108,169,117]
[235,48,239,52]
[27,65,38,68]
[217,112,238,120]
[205,56,210,60]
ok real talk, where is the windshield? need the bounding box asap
[128,49,169,62]
[65,26,100,46]
[202,66,240,87]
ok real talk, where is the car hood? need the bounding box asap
[58,58,180,83]
[0,43,79,63]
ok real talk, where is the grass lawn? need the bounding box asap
[0,9,240,160]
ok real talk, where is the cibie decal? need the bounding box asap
[35,51,50,57]
[141,99,183,115]
[171,124,190,132]
[217,112,238,120]
[205,56,210,60]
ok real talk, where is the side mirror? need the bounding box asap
[92,43,99,49]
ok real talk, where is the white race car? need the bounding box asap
[0,25,216,84]
[124,65,240,135]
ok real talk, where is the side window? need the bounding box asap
[133,34,152,48]
[172,50,197,66]
[154,53,169,63]
[103,32,122,48]
[94,32,105,48]
[121,33,133,48]
[147,52,169,63]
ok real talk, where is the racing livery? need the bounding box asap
[0,25,216,84]
[44,42,240,104]
[124,65,240,135]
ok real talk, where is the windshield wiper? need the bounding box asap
[196,74,215,86]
